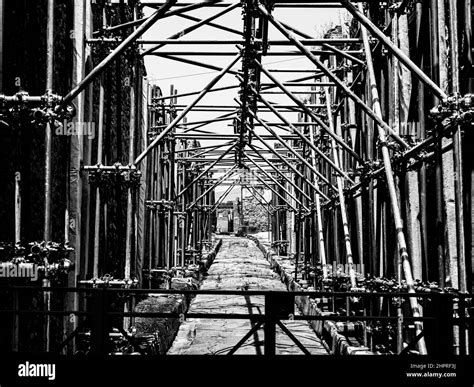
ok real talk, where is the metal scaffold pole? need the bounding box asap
[359,5,427,354]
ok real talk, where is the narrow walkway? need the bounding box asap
[168,236,328,355]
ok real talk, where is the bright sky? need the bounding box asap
[140,2,348,199]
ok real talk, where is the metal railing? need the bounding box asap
[0,287,472,355]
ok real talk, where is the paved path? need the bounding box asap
[168,237,328,355]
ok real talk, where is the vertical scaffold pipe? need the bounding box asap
[93,8,107,279]
[428,0,446,289]
[448,0,467,294]
[44,80,54,239]
[308,125,327,280]
[125,76,136,280]
[15,172,21,243]
[124,8,138,331]
[93,75,105,278]
[324,86,356,288]
[168,132,176,268]
[43,0,55,354]
[449,0,468,355]
[359,4,427,354]
[180,143,187,267]
[390,9,403,354]
[14,171,22,349]
[415,1,429,281]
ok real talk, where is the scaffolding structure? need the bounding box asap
[0,0,473,355]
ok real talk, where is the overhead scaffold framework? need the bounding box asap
[0,0,473,356]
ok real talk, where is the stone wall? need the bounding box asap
[132,239,222,355]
